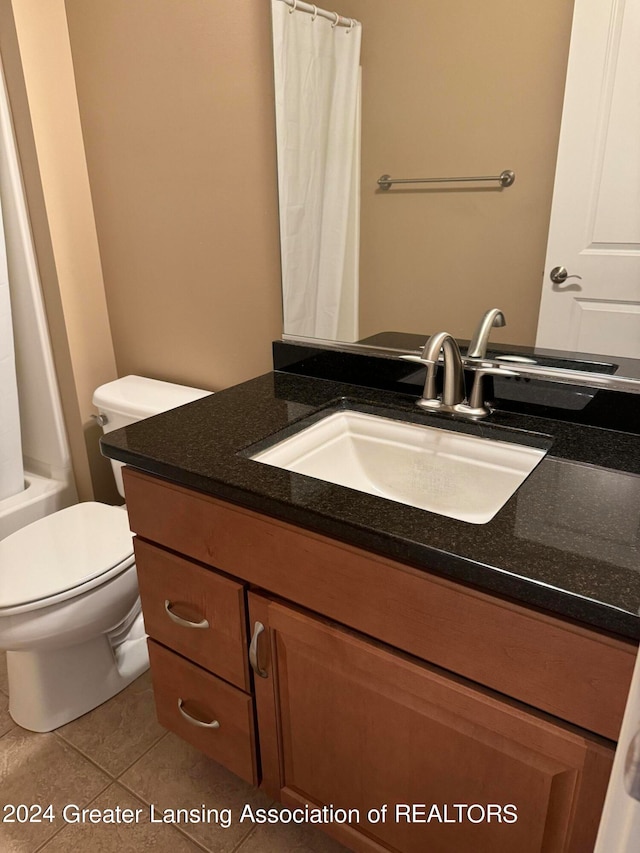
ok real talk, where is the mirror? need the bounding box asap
[271,0,640,385]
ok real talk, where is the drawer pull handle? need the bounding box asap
[249,621,268,678]
[177,698,220,729]
[164,600,209,629]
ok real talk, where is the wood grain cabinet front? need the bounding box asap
[122,468,635,853]
[147,640,258,785]
[134,538,250,691]
[249,593,614,853]
[123,467,636,742]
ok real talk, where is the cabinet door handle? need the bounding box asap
[164,600,209,629]
[249,621,268,678]
[177,698,220,729]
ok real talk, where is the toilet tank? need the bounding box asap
[92,375,211,497]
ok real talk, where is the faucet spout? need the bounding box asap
[419,331,465,408]
[467,308,506,359]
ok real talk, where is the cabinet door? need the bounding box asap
[249,594,613,853]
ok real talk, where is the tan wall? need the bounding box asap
[1,0,119,502]
[64,0,282,392]
[345,0,575,347]
[1,0,573,506]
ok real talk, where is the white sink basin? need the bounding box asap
[251,410,548,524]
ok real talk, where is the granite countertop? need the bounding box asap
[101,371,640,641]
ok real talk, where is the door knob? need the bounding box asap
[550,266,582,284]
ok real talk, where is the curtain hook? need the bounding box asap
[289,0,297,13]
[331,12,340,28]
[346,18,355,33]
[311,5,318,21]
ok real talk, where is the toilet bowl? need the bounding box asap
[0,376,210,732]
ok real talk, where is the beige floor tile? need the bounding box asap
[0,691,15,737]
[0,651,8,695]
[237,820,351,853]
[120,732,271,852]
[56,671,165,777]
[38,783,204,852]
[0,727,110,852]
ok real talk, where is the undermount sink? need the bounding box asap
[250,410,549,524]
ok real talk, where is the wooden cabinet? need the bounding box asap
[124,467,637,853]
[249,594,613,853]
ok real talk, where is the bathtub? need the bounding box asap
[0,470,77,540]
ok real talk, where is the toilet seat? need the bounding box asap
[0,502,135,616]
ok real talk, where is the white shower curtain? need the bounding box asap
[0,61,24,503]
[271,1,361,341]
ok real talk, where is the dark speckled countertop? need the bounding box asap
[101,370,640,641]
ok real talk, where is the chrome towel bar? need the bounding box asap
[377,170,515,190]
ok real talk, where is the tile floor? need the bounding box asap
[0,653,348,853]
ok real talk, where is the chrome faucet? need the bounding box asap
[467,308,506,359]
[416,331,465,412]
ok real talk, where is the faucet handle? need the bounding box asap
[399,354,434,364]
[464,364,519,416]
[399,353,441,407]
[399,353,440,402]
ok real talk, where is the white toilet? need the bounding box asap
[0,375,210,732]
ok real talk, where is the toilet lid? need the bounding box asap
[0,502,135,610]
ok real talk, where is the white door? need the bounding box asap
[536,0,640,359]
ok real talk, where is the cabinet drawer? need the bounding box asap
[148,640,257,785]
[135,539,249,690]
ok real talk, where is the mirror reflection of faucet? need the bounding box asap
[467,308,506,359]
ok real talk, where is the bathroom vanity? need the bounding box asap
[102,357,640,853]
